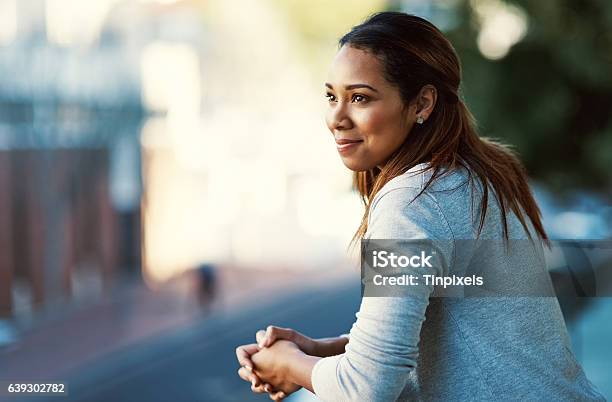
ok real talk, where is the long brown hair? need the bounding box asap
[342,12,548,249]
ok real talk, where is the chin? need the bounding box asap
[340,157,374,172]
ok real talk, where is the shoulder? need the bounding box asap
[367,186,453,239]
[367,165,457,241]
[368,164,471,237]
[370,163,472,211]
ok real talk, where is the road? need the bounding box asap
[23,279,361,402]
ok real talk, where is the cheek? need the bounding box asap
[359,106,403,139]
[359,111,386,133]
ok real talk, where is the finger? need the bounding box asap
[237,367,259,385]
[247,370,266,393]
[235,344,259,370]
[256,330,267,347]
[237,367,249,382]
[270,391,286,401]
[251,382,267,393]
[262,326,294,348]
[238,366,264,389]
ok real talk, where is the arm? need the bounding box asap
[258,326,350,358]
[309,187,454,401]
[309,336,349,357]
[283,349,320,393]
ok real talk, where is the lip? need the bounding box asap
[336,139,363,154]
[335,138,363,145]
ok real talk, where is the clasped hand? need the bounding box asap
[236,326,312,401]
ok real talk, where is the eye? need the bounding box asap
[352,94,368,103]
[325,92,337,102]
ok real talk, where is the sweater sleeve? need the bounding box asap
[311,187,454,402]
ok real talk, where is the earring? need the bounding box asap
[416,115,424,124]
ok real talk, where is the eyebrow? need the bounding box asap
[325,83,379,93]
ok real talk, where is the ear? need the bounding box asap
[415,84,438,122]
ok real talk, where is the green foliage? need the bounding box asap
[447,0,612,195]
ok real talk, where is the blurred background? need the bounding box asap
[0,0,610,401]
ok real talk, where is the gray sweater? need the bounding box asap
[311,163,605,401]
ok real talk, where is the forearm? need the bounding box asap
[310,336,349,357]
[285,350,321,393]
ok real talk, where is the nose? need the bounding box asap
[326,102,353,132]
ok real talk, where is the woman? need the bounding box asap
[235,12,605,402]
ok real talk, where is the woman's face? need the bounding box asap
[325,45,417,171]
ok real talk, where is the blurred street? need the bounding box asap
[3,272,611,401]
[1,268,360,402]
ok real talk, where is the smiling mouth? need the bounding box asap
[336,139,363,153]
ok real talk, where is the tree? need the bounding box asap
[446,0,612,196]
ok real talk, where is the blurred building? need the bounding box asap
[0,0,185,318]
